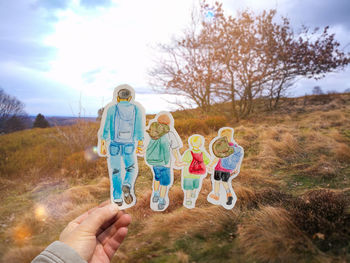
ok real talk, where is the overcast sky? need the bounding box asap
[1,0,350,116]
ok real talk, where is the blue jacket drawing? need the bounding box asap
[221,144,243,171]
[102,101,144,143]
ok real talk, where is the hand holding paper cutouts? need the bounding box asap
[144,112,183,211]
[97,84,145,209]
[181,134,211,209]
[207,127,244,209]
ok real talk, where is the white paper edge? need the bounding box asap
[144,111,183,212]
[97,85,146,210]
[207,127,244,210]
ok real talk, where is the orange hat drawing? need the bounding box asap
[157,114,171,125]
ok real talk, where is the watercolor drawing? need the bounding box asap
[144,111,184,211]
[97,84,145,209]
[180,134,211,209]
[207,127,244,210]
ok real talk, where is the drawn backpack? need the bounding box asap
[115,103,135,142]
[146,122,171,166]
[189,151,206,175]
[221,145,243,171]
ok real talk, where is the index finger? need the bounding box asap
[71,200,111,225]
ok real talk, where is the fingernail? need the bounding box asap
[109,203,119,214]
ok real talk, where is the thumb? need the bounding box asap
[77,203,119,234]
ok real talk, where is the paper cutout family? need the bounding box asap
[98,84,244,211]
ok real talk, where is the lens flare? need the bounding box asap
[204,7,215,22]
[84,146,99,161]
[35,204,48,221]
[13,224,32,243]
[93,146,98,154]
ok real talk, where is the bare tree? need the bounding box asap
[204,3,350,118]
[150,1,350,119]
[149,7,223,113]
[312,86,324,95]
[0,88,28,133]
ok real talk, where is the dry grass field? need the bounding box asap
[0,93,349,263]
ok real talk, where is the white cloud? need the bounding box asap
[2,0,350,116]
[38,0,195,115]
[43,0,193,90]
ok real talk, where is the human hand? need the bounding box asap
[136,140,144,155]
[59,201,132,263]
[207,165,214,173]
[230,170,238,176]
[100,140,107,156]
[175,160,187,167]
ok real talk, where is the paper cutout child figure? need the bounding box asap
[181,134,211,209]
[144,112,183,211]
[207,127,244,209]
[98,84,145,209]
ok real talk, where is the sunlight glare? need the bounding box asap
[84,146,99,161]
[13,225,32,243]
[34,204,48,221]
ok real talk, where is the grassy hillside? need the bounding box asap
[0,94,349,262]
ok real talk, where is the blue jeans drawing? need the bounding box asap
[153,166,171,186]
[108,142,136,201]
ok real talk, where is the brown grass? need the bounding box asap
[2,93,350,262]
[47,179,108,216]
[119,205,240,263]
[303,130,334,154]
[175,251,189,263]
[175,116,227,136]
[235,168,282,187]
[333,143,350,162]
[2,245,45,263]
[233,183,256,208]
[235,125,258,141]
[328,129,349,143]
[238,206,323,263]
[127,190,153,220]
[301,110,347,130]
[4,177,110,253]
[258,129,301,169]
[54,120,99,152]
[319,111,346,128]
[139,205,239,240]
[302,155,338,178]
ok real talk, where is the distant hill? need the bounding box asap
[28,116,97,127]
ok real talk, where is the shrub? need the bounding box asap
[238,206,319,263]
[289,190,349,252]
[175,115,227,136]
[55,120,99,152]
[175,118,209,136]
[255,188,293,207]
[308,94,334,105]
[204,116,227,131]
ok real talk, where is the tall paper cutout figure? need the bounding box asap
[207,127,244,209]
[144,112,183,211]
[98,84,145,209]
[181,134,211,209]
